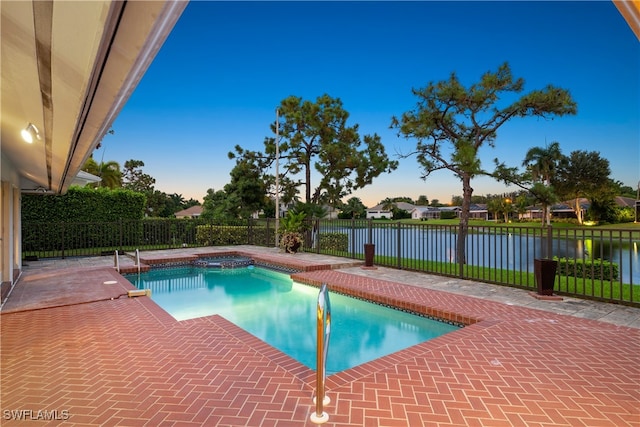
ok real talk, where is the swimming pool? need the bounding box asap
[124,264,460,374]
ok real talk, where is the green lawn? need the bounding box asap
[354,252,640,304]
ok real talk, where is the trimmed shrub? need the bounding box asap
[554,256,619,281]
[440,211,458,219]
[319,232,348,251]
[196,225,250,246]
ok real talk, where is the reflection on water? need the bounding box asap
[126,266,459,374]
[342,227,640,284]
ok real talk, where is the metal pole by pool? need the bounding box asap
[275,109,280,247]
[310,283,331,424]
[635,180,639,223]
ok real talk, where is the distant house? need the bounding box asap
[517,200,584,220]
[366,202,416,219]
[519,206,543,220]
[322,205,340,220]
[174,205,203,219]
[393,202,417,212]
[410,206,440,220]
[519,196,636,221]
[469,203,489,220]
[550,201,583,219]
[613,196,637,208]
[366,206,392,219]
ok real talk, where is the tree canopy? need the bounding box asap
[554,150,613,225]
[339,197,367,219]
[122,159,156,194]
[230,94,398,208]
[223,158,268,219]
[392,62,577,270]
[200,188,231,221]
[522,141,564,226]
[494,145,620,226]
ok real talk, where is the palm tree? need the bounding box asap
[97,161,122,189]
[169,193,186,211]
[522,142,563,226]
[380,197,395,211]
[487,197,513,223]
[343,197,366,218]
[82,157,122,189]
[514,194,530,220]
[523,141,563,185]
[486,198,502,222]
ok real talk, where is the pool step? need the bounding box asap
[127,289,151,298]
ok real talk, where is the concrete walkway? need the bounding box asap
[6,246,639,328]
[2,247,639,426]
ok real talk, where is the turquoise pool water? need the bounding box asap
[124,265,459,374]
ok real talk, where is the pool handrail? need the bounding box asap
[135,249,140,274]
[310,282,331,424]
[114,250,120,273]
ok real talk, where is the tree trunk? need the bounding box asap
[547,205,552,227]
[541,203,549,227]
[573,198,584,225]
[457,174,473,277]
[305,159,312,204]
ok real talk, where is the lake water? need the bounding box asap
[336,226,640,284]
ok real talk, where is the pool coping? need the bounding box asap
[121,249,361,274]
[119,250,487,392]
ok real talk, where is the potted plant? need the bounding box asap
[534,257,558,295]
[279,211,307,253]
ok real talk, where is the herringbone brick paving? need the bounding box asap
[1,248,639,426]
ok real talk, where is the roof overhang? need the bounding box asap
[614,0,640,40]
[1,0,187,194]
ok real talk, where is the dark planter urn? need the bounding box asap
[364,243,375,267]
[534,258,558,296]
[280,232,302,254]
[287,240,301,254]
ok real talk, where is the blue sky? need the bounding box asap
[101,1,639,207]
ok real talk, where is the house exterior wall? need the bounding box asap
[411,208,440,220]
[0,179,22,303]
[367,210,391,219]
[469,211,489,220]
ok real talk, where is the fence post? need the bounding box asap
[61,222,65,259]
[397,222,402,269]
[457,223,464,279]
[350,218,356,258]
[119,218,123,251]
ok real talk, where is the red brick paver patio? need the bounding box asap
[1,248,639,426]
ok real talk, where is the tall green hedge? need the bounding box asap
[22,186,145,222]
[195,224,277,246]
[22,187,146,251]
